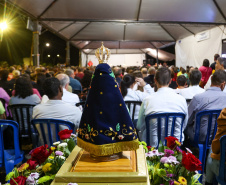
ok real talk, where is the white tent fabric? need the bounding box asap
[175,26,225,68]
[6,0,226,50]
[5,0,226,66]
[87,54,145,67]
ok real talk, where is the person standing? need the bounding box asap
[199,59,212,88]
[210,54,220,71]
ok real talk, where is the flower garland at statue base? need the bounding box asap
[5,129,78,185]
[140,136,202,185]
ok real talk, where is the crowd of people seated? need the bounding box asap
[0,54,226,184]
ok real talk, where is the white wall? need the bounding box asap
[175,26,225,68]
[85,54,145,67]
[81,52,87,66]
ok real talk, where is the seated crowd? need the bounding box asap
[0,54,226,184]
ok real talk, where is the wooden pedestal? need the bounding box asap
[52,145,150,185]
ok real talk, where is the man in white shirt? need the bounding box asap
[179,69,205,99]
[33,77,82,130]
[56,74,80,106]
[137,67,188,147]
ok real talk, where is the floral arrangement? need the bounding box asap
[140,136,202,185]
[5,129,77,185]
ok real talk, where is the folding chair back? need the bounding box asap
[8,104,36,148]
[31,118,75,146]
[193,109,222,182]
[125,101,142,121]
[0,120,24,174]
[145,112,186,147]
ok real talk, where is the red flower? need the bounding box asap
[31,144,52,164]
[58,129,73,140]
[182,151,202,171]
[147,146,152,151]
[165,136,178,149]
[27,159,39,170]
[10,176,27,185]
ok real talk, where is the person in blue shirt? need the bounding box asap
[65,68,82,93]
[185,69,226,143]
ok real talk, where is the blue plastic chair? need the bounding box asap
[216,135,226,185]
[8,104,36,148]
[192,109,221,183]
[0,120,24,174]
[145,112,186,147]
[31,119,75,146]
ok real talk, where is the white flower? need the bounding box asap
[160,156,179,164]
[185,147,192,153]
[145,149,164,158]
[118,135,124,140]
[53,141,60,146]
[71,133,77,138]
[29,172,39,179]
[58,143,68,148]
[58,156,66,160]
[26,173,40,185]
[67,183,78,185]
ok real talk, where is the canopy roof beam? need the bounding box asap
[81,41,92,49]
[38,0,58,19]
[139,49,146,54]
[123,24,126,40]
[70,39,174,42]
[57,22,75,33]
[38,18,226,25]
[88,49,94,54]
[137,0,142,21]
[158,42,176,49]
[149,42,157,49]
[179,24,195,35]
[159,24,176,41]
[69,22,91,40]
[74,41,84,46]
[213,0,226,22]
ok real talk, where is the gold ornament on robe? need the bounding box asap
[95,42,111,64]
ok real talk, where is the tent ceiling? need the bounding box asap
[6,0,226,55]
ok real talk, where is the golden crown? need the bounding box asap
[95,42,111,64]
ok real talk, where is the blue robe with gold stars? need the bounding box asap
[77,63,139,156]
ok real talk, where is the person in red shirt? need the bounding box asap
[199,59,212,88]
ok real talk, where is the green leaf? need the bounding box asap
[67,138,76,152]
[139,141,147,146]
[164,163,170,168]
[177,152,182,161]
[143,145,148,153]
[64,147,71,158]
[87,124,91,132]
[14,168,19,178]
[158,141,164,153]
[116,123,120,132]
[157,169,166,176]
[191,174,202,185]
[37,175,55,184]
[109,72,115,78]
[5,171,15,181]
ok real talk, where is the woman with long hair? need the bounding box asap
[121,74,154,120]
[9,76,41,105]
